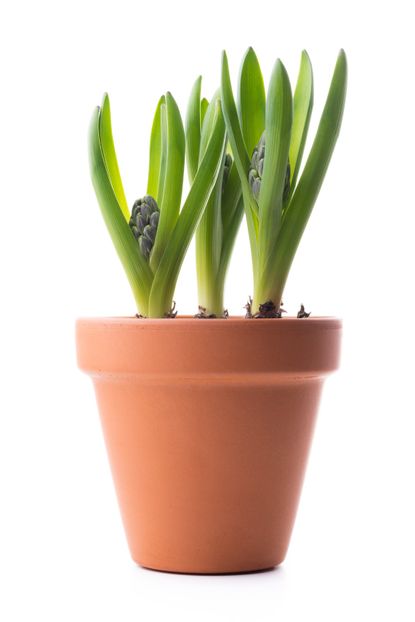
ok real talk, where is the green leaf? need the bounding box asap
[148,101,226,317]
[195,94,243,315]
[289,50,314,193]
[221,50,259,274]
[185,76,202,184]
[198,94,225,271]
[196,170,225,315]
[196,103,226,313]
[237,47,266,158]
[99,94,130,221]
[149,92,185,273]
[156,102,168,206]
[147,95,166,200]
[89,107,153,314]
[199,89,220,159]
[257,59,292,281]
[272,49,348,302]
[220,52,253,207]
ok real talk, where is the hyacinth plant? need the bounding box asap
[221,48,347,317]
[89,92,226,317]
[89,49,346,319]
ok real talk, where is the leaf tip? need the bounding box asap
[301,49,311,63]
[272,58,288,78]
[244,46,257,60]
[336,49,348,75]
[165,91,176,107]
[89,106,100,131]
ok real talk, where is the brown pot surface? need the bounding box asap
[76,317,341,573]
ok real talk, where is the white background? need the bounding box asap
[1,1,414,620]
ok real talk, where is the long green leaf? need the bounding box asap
[147,95,166,200]
[195,166,225,315]
[196,91,243,314]
[257,59,292,288]
[195,96,226,313]
[148,102,226,317]
[99,94,130,221]
[221,50,259,274]
[150,92,185,273]
[185,76,202,184]
[237,47,266,158]
[195,92,242,315]
[220,52,253,207]
[197,92,225,279]
[156,102,168,205]
[272,50,348,302]
[199,89,221,158]
[289,50,314,193]
[89,107,153,314]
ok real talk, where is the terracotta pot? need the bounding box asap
[76,316,341,574]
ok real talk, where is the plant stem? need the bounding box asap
[197,277,224,317]
[252,276,283,315]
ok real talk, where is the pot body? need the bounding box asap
[76,317,341,573]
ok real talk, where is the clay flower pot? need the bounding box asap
[76,317,341,574]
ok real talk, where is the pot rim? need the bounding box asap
[77,315,341,328]
[76,316,342,376]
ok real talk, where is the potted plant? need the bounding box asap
[76,48,347,574]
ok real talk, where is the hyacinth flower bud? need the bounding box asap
[248,133,290,202]
[129,195,160,260]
